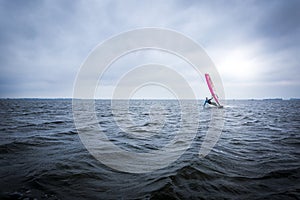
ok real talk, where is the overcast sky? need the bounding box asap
[0,0,299,99]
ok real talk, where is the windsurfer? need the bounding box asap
[203,97,218,107]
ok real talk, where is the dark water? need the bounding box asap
[0,99,299,199]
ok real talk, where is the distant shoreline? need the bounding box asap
[1,98,300,101]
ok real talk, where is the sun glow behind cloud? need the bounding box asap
[214,44,262,83]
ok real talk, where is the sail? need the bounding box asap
[205,73,221,107]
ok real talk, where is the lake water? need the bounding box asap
[0,99,299,199]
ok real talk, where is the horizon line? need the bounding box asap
[1,97,299,100]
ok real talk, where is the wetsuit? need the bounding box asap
[203,97,218,107]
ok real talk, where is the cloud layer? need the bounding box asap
[0,0,299,98]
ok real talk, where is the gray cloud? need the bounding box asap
[0,0,299,98]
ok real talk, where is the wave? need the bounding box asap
[1,99,300,199]
[42,120,66,125]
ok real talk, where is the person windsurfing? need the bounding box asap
[203,97,218,107]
